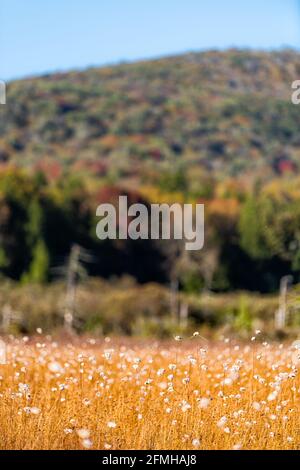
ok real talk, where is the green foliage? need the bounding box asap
[25,198,43,245]
[234,296,252,332]
[22,239,49,284]
[181,271,203,294]
[158,168,187,193]
[0,247,9,269]
[239,196,267,259]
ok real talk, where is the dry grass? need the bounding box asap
[0,334,300,450]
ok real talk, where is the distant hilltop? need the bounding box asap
[1,49,300,183]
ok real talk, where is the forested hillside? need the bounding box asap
[1,49,300,295]
[1,49,300,182]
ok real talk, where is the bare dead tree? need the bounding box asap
[275,275,293,330]
[64,244,81,333]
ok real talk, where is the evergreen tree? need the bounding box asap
[239,196,267,259]
[22,239,49,284]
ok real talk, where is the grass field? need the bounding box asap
[0,334,300,450]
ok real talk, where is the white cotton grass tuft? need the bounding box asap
[174,336,183,342]
[198,397,210,409]
[232,443,242,450]
[291,351,300,366]
[64,428,73,435]
[76,429,90,439]
[181,401,191,412]
[291,340,300,350]
[82,438,93,449]
[217,416,227,428]
[18,383,30,394]
[267,391,278,402]
[192,438,201,448]
[2,334,300,450]
[252,402,261,411]
[48,361,63,373]
[107,421,117,428]
[190,331,208,342]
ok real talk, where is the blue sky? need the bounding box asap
[1,0,300,80]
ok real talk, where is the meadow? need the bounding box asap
[0,334,300,450]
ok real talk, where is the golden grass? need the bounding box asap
[0,335,300,450]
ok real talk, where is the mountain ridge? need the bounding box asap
[1,49,300,184]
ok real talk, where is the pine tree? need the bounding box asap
[239,196,267,259]
[22,239,49,283]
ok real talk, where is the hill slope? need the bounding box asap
[1,49,300,184]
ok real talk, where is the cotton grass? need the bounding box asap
[0,337,299,449]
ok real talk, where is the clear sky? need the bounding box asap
[1,0,300,81]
